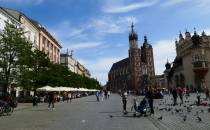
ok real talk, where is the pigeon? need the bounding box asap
[159,108,164,111]
[171,111,174,115]
[109,115,113,118]
[183,115,187,122]
[197,116,202,122]
[175,108,180,113]
[158,116,163,120]
[167,108,172,111]
[195,111,199,116]
[208,108,210,113]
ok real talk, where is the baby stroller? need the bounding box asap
[131,97,150,117]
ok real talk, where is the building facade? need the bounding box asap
[60,51,77,73]
[155,74,165,89]
[166,30,210,91]
[107,23,155,92]
[0,7,62,64]
[37,24,61,64]
[0,7,20,31]
[0,7,62,96]
[2,7,40,49]
[60,51,90,78]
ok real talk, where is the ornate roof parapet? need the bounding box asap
[200,31,209,43]
[192,28,201,47]
[202,31,206,36]
[179,31,184,42]
[185,29,191,40]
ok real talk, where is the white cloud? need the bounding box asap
[153,40,176,75]
[79,57,127,85]
[66,42,103,50]
[49,21,90,41]
[161,0,190,7]
[204,29,210,35]
[161,0,210,15]
[50,16,136,49]
[91,16,137,36]
[103,0,158,13]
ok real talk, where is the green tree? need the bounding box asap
[19,49,51,94]
[0,22,33,93]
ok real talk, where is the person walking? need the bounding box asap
[145,86,154,114]
[178,86,184,104]
[96,91,100,102]
[68,92,72,103]
[172,87,178,106]
[101,91,105,101]
[121,90,128,114]
[32,95,38,106]
[48,92,55,110]
[107,91,111,99]
[104,90,108,100]
[205,87,209,101]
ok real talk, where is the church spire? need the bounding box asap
[129,22,138,41]
[131,21,134,32]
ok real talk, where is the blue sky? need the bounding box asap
[1,0,210,85]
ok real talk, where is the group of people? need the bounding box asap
[32,91,73,110]
[171,86,184,106]
[95,90,111,102]
[121,86,155,115]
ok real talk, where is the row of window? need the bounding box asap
[109,68,129,80]
[41,36,60,63]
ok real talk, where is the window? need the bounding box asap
[28,32,31,41]
[34,35,37,45]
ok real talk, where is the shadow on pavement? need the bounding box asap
[99,111,123,114]
[86,100,98,102]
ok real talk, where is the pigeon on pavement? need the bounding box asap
[197,116,202,122]
[158,116,163,120]
[183,115,187,122]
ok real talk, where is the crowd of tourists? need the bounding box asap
[95,90,111,102]
[119,85,210,116]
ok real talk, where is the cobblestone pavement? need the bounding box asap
[129,93,210,130]
[0,93,210,130]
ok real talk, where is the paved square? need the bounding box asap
[0,94,210,130]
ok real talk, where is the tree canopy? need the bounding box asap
[0,22,101,93]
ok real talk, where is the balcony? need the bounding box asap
[192,61,209,79]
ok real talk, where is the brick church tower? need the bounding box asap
[128,22,142,90]
[141,36,156,87]
[108,22,155,92]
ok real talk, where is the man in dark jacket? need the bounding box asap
[121,90,128,114]
[172,87,178,106]
[48,92,55,110]
[145,86,154,114]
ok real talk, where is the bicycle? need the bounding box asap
[0,100,13,116]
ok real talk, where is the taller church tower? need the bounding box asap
[128,23,142,91]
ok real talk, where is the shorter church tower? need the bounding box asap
[141,36,155,86]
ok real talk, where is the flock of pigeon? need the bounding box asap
[155,96,210,123]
